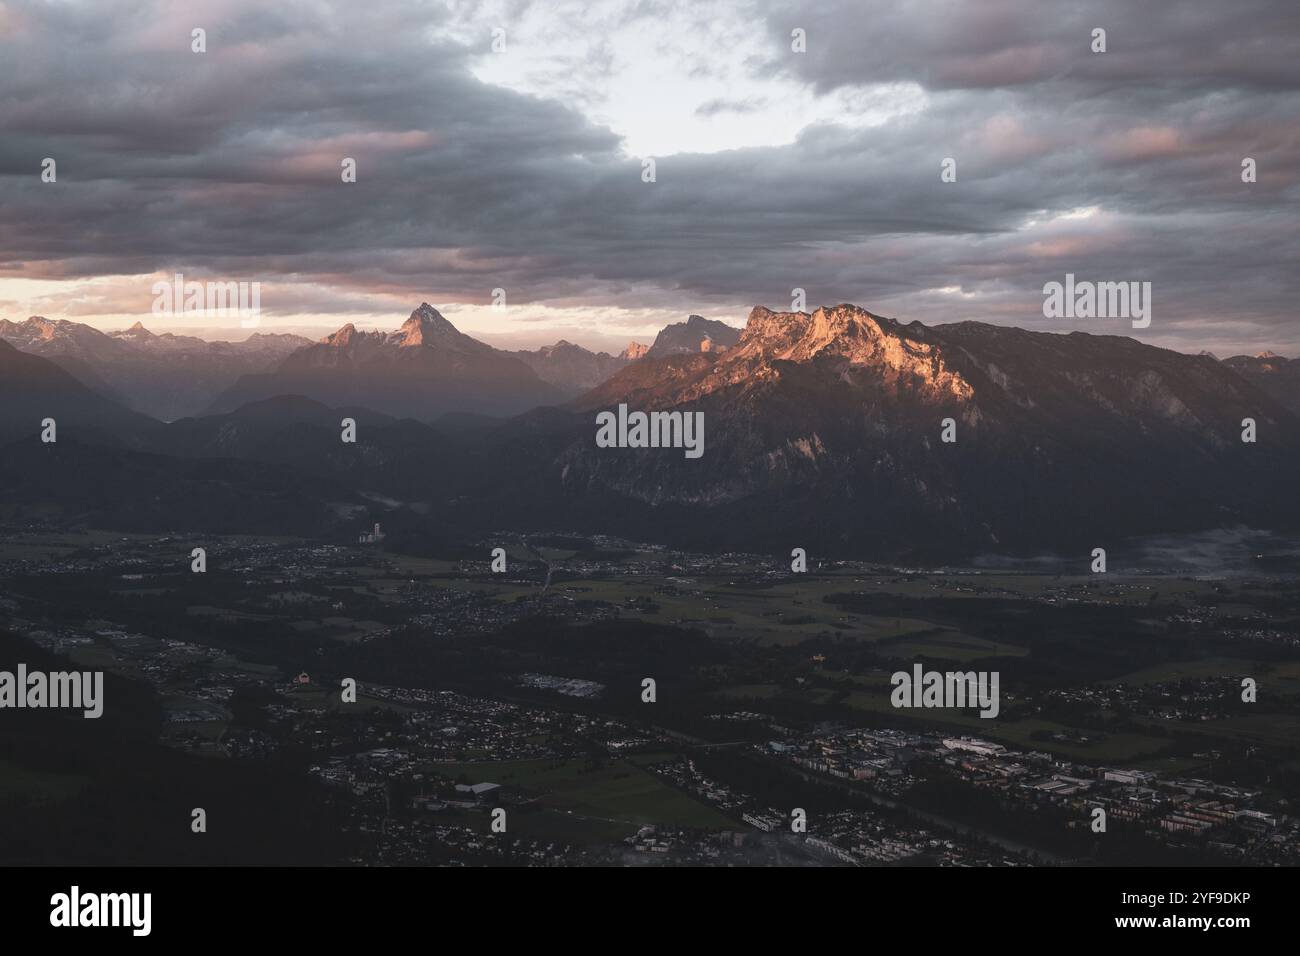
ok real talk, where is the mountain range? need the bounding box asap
[2,301,1298,558]
[0,316,311,421]
[0,307,724,418]
[1222,352,1300,416]
[557,304,1300,554]
[512,339,644,393]
[0,339,159,448]
[644,314,741,358]
[205,304,567,419]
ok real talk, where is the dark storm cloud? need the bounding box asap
[758,0,1300,93]
[0,0,1297,352]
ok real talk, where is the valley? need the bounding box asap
[2,527,1297,865]
[3,300,1300,866]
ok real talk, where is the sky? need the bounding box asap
[0,0,1296,355]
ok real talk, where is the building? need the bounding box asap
[1103,768,1154,786]
[942,737,1006,757]
[454,782,501,803]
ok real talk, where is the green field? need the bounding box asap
[1182,713,1300,748]
[878,631,1029,662]
[1108,658,1300,699]
[1106,658,1259,686]
[0,758,89,801]
[426,755,733,838]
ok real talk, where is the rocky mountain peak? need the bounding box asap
[646,314,741,358]
[26,316,61,340]
[323,323,359,347]
[539,339,584,356]
[394,303,487,352]
[737,303,893,359]
[643,303,973,403]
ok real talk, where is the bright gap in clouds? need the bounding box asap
[446,0,927,157]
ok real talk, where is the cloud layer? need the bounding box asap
[0,0,1296,354]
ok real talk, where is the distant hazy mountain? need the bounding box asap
[0,339,159,447]
[0,316,310,420]
[1222,351,1300,415]
[644,314,741,359]
[513,340,632,393]
[0,316,128,400]
[111,321,310,357]
[206,304,563,419]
